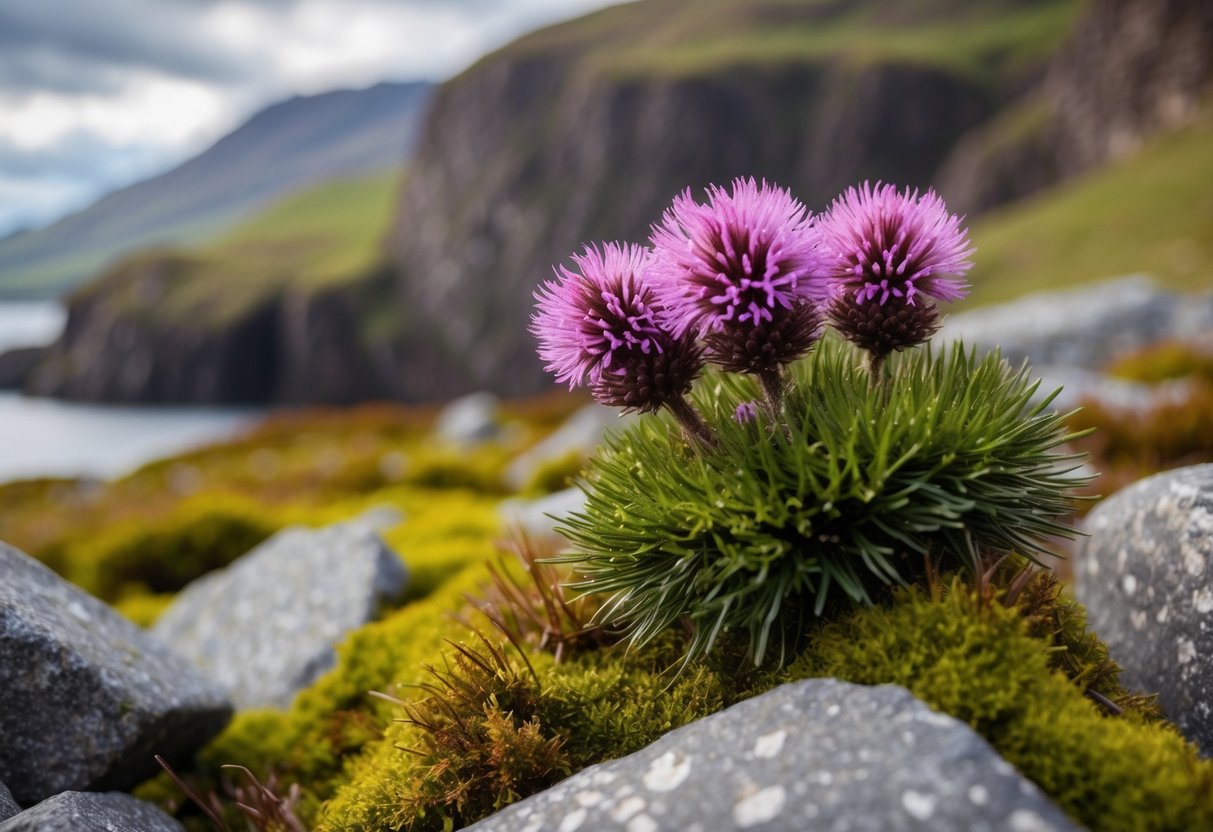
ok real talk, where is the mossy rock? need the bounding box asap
[785,582,1213,832]
[52,496,278,602]
[142,547,1213,832]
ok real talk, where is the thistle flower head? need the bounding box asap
[819,181,973,307]
[531,242,667,389]
[650,177,829,338]
[531,242,703,413]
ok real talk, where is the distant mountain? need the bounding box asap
[0,81,430,299]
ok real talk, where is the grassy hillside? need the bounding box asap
[964,111,1213,307]
[73,171,401,328]
[511,0,1078,86]
[0,82,428,300]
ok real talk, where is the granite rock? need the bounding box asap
[499,487,585,538]
[0,543,231,805]
[153,516,408,710]
[505,405,626,490]
[463,678,1079,832]
[1076,463,1213,754]
[0,783,17,822]
[0,791,184,832]
[941,275,1213,370]
[435,392,501,445]
[1028,365,1171,413]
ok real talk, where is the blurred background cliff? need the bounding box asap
[0,0,1211,481]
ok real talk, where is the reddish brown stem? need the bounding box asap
[867,350,888,390]
[757,366,786,420]
[666,396,718,449]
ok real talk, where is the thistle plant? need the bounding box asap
[530,179,1089,667]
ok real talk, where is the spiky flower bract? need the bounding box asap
[650,178,828,373]
[555,338,1090,667]
[530,242,704,415]
[819,182,973,366]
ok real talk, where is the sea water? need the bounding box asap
[0,301,258,481]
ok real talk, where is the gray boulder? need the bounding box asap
[505,405,625,490]
[463,679,1079,832]
[0,791,183,832]
[1027,365,1175,413]
[0,543,231,805]
[153,516,408,710]
[941,275,1213,370]
[0,783,17,822]
[435,392,500,444]
[499,487,585,538]
[1076,464,1213,754]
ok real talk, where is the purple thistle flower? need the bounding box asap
[531,242,667,389]
[650,177,830,338]
[734,401,761,425]
[531,242,707,422]
[818,181,973,307]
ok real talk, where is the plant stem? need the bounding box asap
[666,396,718,449]
[867,350,888,391]
[757,366,786,420]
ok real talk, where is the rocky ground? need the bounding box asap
[2,276,1213,830]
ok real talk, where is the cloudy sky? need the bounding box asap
[0,0,619,237]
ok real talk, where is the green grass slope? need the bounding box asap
[509,0,1078,87]
[0,82,428,300]
[73,171,401,328]
[963,112,1213,307]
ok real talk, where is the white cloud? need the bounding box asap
[0,0,622,235]
[0,76,228,149]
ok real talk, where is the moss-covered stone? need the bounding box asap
[784,582,1213,831]
[80,497,277,601]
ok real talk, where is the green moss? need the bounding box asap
[1106,341,1213,385]
[401,445,512,493]
[317,631,732,832]
[379,489,502,602]
[114,592,176,628]
[784,583,1213,831]
[55,495,278,601]
[519,449,585,496]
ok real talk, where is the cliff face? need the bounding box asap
[382,0,1062,399]
[28,257,403,405]
[938,0,1213,214]
[1048,0,1213,171]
